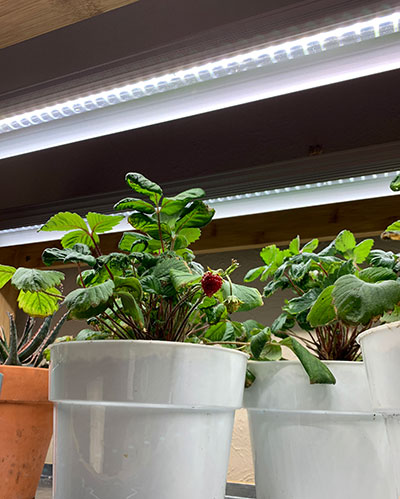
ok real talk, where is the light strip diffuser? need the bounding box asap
[0,171,397,248]
[1,11,400,159]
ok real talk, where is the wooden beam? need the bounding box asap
[0,283,18,340]
[0,196,396,270]
[0,0,139,49]
[194,195,400,252]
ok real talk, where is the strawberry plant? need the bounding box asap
[40,173,263,343]
[245,229,400,362]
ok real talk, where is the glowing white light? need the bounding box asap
[1,11,399,137]
[0,171,397,247]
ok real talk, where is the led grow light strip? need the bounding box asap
[1,11,399,135]
[0,171,397,247]
[1,11,400,160]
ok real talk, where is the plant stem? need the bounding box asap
[102,312,132,339]
[204,340,249,346]
[227,275,233,295]
[174,298,202,341]
[77,262,86,288]
[43,290,65,300]
[96,316,125,340]
[284,272,304,295]
[155,203,165,253]
[316,262,329,277]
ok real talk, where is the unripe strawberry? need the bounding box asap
[224,295,243,314]
[201,272,223,297]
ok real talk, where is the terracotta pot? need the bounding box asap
[0,366,53,499]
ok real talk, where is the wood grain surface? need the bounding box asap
[0,282,18,340]
[0,196,396,270]
[0,0,139,49]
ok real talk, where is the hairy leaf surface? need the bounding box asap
[42,245,96,267]
[333,275,400,325]
[64,280,115,319]
[221,282,263,312]
[358,267,397,283]
[12,268,64,291]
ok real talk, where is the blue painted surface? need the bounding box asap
[0,373,3,394]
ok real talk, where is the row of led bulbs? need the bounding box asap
[1,15,399,134]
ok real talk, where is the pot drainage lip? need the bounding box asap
[226,483,256,498]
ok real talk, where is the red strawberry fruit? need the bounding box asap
[201,272,223,297]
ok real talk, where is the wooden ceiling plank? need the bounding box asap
[0,0,139,49]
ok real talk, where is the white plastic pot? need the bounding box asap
[358,322,400,491]
[243,361,395,499]
[50,340,247,499]
[358,322,400,412]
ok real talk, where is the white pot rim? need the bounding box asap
[50,339,249,359]
[357,320,400,344]
[247,359,363,366]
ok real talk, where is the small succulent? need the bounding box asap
[0,313,67,367]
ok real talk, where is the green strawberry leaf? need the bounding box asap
[86,212,124,234]
[307,285,336,327]
[42,245,96,267]
[334,230,356,253]
[250,328,270,358]
[333,274,400,325]
[125,172,163,201]
[64,280,115,320]
[40,212,87,232]
[353,239,374,264]
[11,268,64,291]
[0,264,16,288]
[114,198,155,213]
[283,337,336,384]
[17,288,61,317]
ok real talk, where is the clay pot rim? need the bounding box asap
[0,365,50,404]
[0,365,48,373]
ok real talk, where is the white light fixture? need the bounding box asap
[1,11,400,159]
[0,171,397,247]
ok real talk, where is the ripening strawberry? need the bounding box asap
[201,272,223,297]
